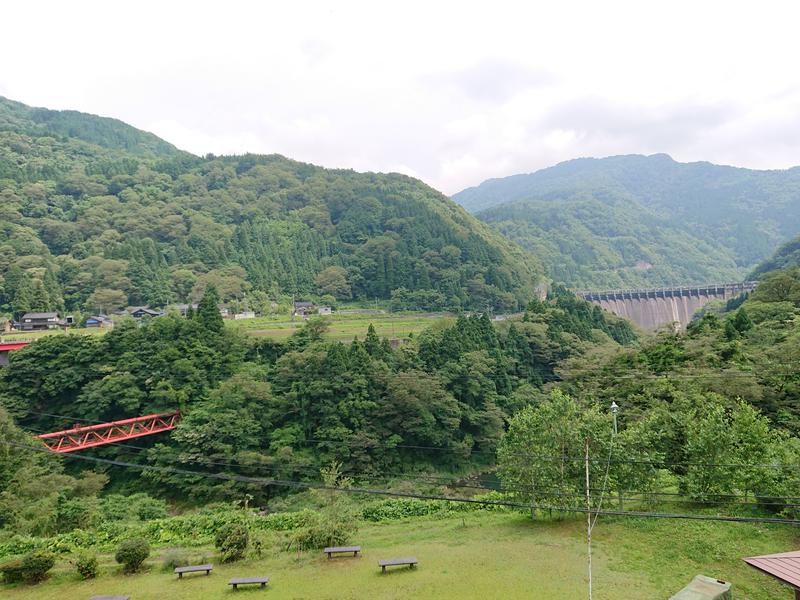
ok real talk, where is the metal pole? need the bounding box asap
[611,402,621,509]
[585,438,592,600]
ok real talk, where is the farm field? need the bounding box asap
[226,312,452,341]
[0,312,449,345]
[0,512,793,600]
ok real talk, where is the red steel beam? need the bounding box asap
[37,411,181,453]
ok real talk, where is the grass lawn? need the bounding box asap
[1,512,795,599]
[228,313,450,341]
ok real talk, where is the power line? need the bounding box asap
[18,409,800,471]
[4,440,800,526]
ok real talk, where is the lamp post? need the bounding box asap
[610,401,619,435]
[611,401,621,510]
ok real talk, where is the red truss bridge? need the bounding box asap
[37,411,181,453]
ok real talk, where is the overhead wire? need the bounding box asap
[4,440,799,526]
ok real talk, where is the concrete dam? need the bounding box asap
[576,282,757,331]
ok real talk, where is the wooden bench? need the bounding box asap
[175,563,213,578]
[379,557,417,573]
[228,576,270,590]
[324,545,361,559]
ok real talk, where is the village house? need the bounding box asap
[129,307,163,319]
[19,312,63,331]
[85,315,114,328]
[233,311,256,320]
[176,303,199,316]
[293,301,316,317]
[317,306,332,316]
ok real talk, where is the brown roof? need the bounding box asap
[744,550,800,589]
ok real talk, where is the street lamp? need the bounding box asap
[610,401,619,435]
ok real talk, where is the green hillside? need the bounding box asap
[750,234,800,278]
[0,97,541,317]
[453,154,800,288]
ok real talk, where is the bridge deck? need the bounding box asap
[577,281,756,302]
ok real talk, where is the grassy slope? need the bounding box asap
[1,513,794,600]
[0,313,449,344]
[228,313,452,341]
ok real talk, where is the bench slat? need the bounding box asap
[324,545,361,553]
[379,557,417,566]
[229,576,270,584]
[175,563,213,573]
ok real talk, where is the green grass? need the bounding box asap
[228,313,450,341]
[1,313,446,345]
[0,512,793,599]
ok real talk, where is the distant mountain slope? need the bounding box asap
[750,234,800,278]
[453,154,800,288]
[0,97,541,317]
[0,96,183,157]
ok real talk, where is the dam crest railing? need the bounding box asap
[576,281,758,302]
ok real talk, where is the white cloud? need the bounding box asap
[2,0,800,193]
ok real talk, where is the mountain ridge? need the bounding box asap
[453,154,800,288]
[0,96,541,316]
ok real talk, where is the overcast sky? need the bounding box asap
[3,1,800,194]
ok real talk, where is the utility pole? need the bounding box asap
[585,437,592,600]
[611,401,621,509]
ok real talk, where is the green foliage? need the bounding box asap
[0,550,56,584]
[196,283,223,333]
[72,551,98,579]
[160,548,191,572]
[114,537,150,573]
[213,522,249,563]
[498,390,611,509]
[0,96,541,315]
[455,154,800,287]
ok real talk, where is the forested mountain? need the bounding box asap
[750,234,800,278]
[453,154,800,289]
[0,97,541,317]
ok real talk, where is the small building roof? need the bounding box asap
[744,550,800,590]
[294,301,314,308]
[21,312,59,319]
[129,306,161,316]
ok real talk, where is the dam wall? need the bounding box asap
[577,282,757,331]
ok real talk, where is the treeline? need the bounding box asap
[0,97,540,318]
[0,287,634,525]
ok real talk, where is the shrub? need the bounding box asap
[0,550,56,584]
[160,548,190,572]
[288,513,355,551]
[134,496,168,521]
[0,558,25,584]
[73,551,98,579]
[214,523,249,563]
[115,537,150,573]
[56,496,98,532]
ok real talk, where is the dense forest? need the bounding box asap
[0,96,541,318]
[0,285,634,534]
[453,154,800,288]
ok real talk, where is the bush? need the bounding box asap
[73,551,98,579]
[0,559,25,584]
[214,523,249,563]
[115,537,150,573]
[288,513,355,551]
[134,497,168,521]
[0,550,56,584]
[160,548,190,572]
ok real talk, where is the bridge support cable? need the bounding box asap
[36,411,181,453]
